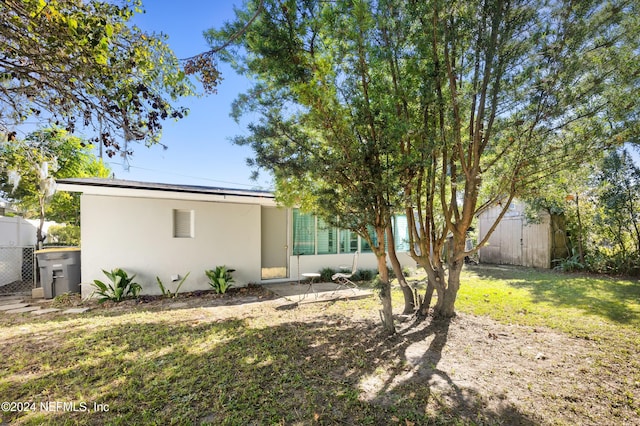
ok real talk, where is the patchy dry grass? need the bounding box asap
[0,266,638,425]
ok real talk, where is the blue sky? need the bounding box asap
[110,1,271,190]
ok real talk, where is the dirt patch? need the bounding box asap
[199,293,633,425]
[63,284,276,312]
[366,314,602,425]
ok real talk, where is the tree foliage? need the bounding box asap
[0,0,193,157]
[591,149,640,273]
[208,0,418,332]
[0,127,110,243]
[208,0,640,320]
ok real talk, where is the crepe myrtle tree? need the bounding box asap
[0,0,193,158]
[202,0,639,322]
[402,0,639,317]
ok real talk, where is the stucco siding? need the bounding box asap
[80,194,261,295]
[289,251,415,279]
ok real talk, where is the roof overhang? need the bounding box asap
[56,178,277,206]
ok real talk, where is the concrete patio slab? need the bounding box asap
[62,308,91,314]
[266,281,372,303]
[0,303,30,311]
[32,308,62,315]
[0,296,25,305]
[167,302,190,309]
[5,306,42,314]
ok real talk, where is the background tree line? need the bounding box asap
[527,146,640,276]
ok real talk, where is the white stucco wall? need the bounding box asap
[80,194,262,296]
[289,251,416,279]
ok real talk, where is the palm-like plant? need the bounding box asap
[91,268,142,303]
[205,266,235,294]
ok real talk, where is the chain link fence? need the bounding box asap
[0,246,35,294]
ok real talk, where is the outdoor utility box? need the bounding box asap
[35,248,81,299]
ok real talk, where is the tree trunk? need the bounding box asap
[37,195,46,249]
[432,239,465,318]
[416,261,446,317]
[434,261,462,318]
[376,251,395,334]
[386,224,415,314]
[418,280,435,316]
[373,226,395,334]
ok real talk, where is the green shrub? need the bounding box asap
[553,253,584,272]
[354,269,377,282]
[91,268,141,303]
[156,272,190,298]
[47,224,80,246]
[205,266,235,294]
[319,267,337,282]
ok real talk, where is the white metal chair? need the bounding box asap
[332,251,359,293]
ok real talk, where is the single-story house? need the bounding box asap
[477,200,568,269]
[57,178,415,296]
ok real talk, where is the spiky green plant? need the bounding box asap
[91,268,141,303]
[156,272,191,298]
[205,266,235,294]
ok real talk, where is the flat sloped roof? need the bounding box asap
[57,178,275,202]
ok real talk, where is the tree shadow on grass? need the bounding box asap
[364,316,537,425]
[1,310,539,425]
[467,264,640,325]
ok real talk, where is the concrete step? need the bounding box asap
[62,307,91,314]
[5,306,41,314]
[0,303,30,311]
[0,296,26,306]
[32,308,62,315]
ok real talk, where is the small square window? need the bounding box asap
[173,209,194,238]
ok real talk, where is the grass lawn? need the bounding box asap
[0,265,639,425]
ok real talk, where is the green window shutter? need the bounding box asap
[293,209,315,255]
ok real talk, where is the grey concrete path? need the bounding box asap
[0,294,90,316]
[265,281,373,303]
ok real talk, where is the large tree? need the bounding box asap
[209,0,419,333]
[0,0,193,157]
[208,0,639,322]
[402,0,639,317]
